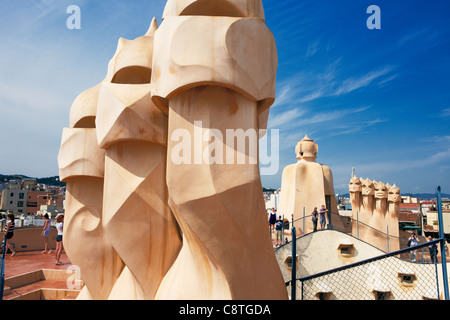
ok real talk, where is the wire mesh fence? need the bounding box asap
[293,240,444,300]
[279,187,449,300]
[272,210,450,262]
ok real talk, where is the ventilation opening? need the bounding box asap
[316,292,330,300]
[284,255,298,270]
[112,66,151,84]
[398,272,417,287]
[423,296,439,301]
[422,288,440,300]
[73,116,96,129]
[374,290,391,300]
[315,281,332,300]
[180,0,245,17]
[338,243,354,257]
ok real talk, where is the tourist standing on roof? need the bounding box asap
[41,213,52,254]
[269,208,277,232]
[311,207,319,232]
[3,212,16,257]
[55,214,64,265]
[319,205,328,230]
[275,216,283,247]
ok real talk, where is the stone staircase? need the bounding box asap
[3,269,82,300]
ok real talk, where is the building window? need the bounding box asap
[18,201,24,207]
[10,192,14,197]
[19,193,24,199]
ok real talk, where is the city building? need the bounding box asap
[0,178,65,216]
[0,181,27,214]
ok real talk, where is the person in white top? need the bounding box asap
[55,214,64,265]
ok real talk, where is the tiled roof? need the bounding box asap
[400,203,421,209]
[399,210,419,222]
[423,224,435,231]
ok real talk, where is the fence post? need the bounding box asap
[386,225,390,253]
[291,226,296,301]
[1,233,7,300]
[436,186,449,300]
[302,207,305,235]
[357,210,360,240]
[327,199,331,229]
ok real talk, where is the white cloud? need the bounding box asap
[274,61,395,108]
[294,106,371,127]
[328,117,386,137]
[439,108,450,118]
[305,40,320,58]
[269,108,306,128]
[334,66,393,96]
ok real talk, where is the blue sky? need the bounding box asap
[0,0,449,194]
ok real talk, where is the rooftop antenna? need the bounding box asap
[352,167,356,178]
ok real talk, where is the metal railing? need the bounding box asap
[0,233,7,300]
[274,209,447,261]
[293,239,443,300]
[0,217,57,230]
[283,186,449,300]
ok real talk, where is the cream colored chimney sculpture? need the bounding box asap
[58,0,287,300]
[278,135,345,234]
[58,84,124,300]
[349,176,401,252]
[95,18,182,300]
[150,0,287,300]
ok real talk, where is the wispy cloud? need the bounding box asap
[332,145,450,193]
[334,134,450,183]
[328,118,387,137]
[274,61,396,108]
[397,28,429,47]
[305,40,320,58]
[295,106,371,127]
[269,104,375,142]
[438,108,450,118]
[334,66,393,96]
[355,148,450,175]
[269,108,306,128]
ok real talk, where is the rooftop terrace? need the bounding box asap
[2,250,79,300]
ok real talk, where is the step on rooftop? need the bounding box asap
[2,250,82,300]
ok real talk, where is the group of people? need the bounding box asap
[2,212,65,265]
[268,204,329,247]
[268,208,285,247]
[407,233,441,263]
[311,205,328,232]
